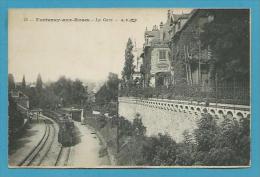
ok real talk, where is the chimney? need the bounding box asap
[167,10,171,20]
[153,25,158,31]
[160,22,164,29]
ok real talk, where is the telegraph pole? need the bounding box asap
[198,40,201,85]
[116,83,120,153]
[215,72,218,108]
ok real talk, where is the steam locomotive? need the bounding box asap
[58,114,75,146]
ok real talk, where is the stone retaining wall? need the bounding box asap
[118,97,250,142]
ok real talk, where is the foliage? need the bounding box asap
[49,76,88,107]
[86,111,249,166]
[175,142,196,165]
[8,94,24,136]
[194,113,219,152]
[39,84,60,109]
[71,79,88,105]
[96,115,109,129]
[174,130,197,165]
[96,73,119,104]
[119,82,249,105]
[107,73,120,100]
[192,113,250,166]
[132,113,146,136]
[21,75,88,109]
[111,114,146,138]
[8,74,15,90]
[121,38,135,87]
[200,9,250,81]
[95,73,119,115]
[140,114,250,166]
[142,133,178,166]
[36,74,43,91]
[85,114,147,165]
[26,87,40,108]
[22,75,26,90]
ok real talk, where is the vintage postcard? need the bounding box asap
[8,8,250,168]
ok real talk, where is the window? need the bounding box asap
[178,21,181,30]
[163,32,166,40]
[159,50,167,61]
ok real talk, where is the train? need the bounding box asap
[59,108,85,124]
[43,110,80,146]
[57,114,75,146]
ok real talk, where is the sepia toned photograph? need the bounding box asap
[8,8,250,168]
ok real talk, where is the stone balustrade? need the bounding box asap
[118,97,250,142]
[119,97,250,119]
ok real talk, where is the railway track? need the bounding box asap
[43,111,72,166]
[18,117,65,167]
[55,146,71,166]
[44,111,73,166]
[18,119,51,166]
[18,113,73,167]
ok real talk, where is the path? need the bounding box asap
[69,121,110,167]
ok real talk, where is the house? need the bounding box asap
[10,91,29,110]
[142,10,190,88]
[168,9,214,87]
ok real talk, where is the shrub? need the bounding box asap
[132,114,146,136]
[86,112,250,166]
[194,113,250,166]
[194,113,219,152]
[142,133,178,166]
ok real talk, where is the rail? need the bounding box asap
[18,119,50,166]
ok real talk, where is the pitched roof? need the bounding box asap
[144,10,195,47]
[173,9,198,35]
[171,13,190,23]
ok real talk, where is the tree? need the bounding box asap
[175,142,196,166]
[22,75,26,90]
[27,87,39,108]
[53,76,72,106]
[39,84,60,109]
[71,79,88,106]
[122,38,135,87]
[143,133,178,166]
[132,113,146,136]
[193,113,250,166]
[140,64,145,87]
[213,116,250,165]
[95,73,119,112]
[106,73,119,101]
[36,74,43,91]
[200,9,250,81]
[194,113,219,152]
[8,93,24,138]
[8,74,15,90]
[50,76,89,107]
[95,84,109,106]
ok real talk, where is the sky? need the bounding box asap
[8,8,192,83]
